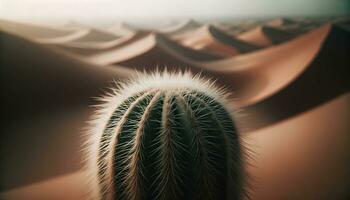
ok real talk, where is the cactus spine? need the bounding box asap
[86,71,244,200]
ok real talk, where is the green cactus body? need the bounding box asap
[86,72,244,200]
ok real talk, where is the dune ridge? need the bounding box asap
[174,25,262,56]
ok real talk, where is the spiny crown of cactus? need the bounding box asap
[86,71,244,200]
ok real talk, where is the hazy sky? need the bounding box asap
[0,0,349,21]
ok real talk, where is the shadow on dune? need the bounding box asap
[242,25,350,131]
[56,31,148,56]
[159,19,201,35]
[69,28,119,43]
[0,19,90,44]
[0,19,73,40]
[174,25,262,57]
[208,25,263,53]
[262,26,297,44]
[0,31,132,191]
[88,33,223,67]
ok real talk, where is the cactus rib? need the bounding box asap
[85,71,245,200]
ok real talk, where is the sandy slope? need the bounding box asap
[174,25,262,56]
[196,25,332,106]
[158,19,202,35]
[236,25,274,46]
[86,33,223,67]
[239,24,350,130]
[245,93,350,200]
[0,30,133,191]
[55,31,148,56]
[0,19,90,44]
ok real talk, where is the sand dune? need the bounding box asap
[245,93,350,199]
[262,25,297,44]
[236,25,274,46]
[240,24,350,130]
[45,23,152,55]
[0,30,133,191]
[110,24,329,108]
[177,24,349,131]
[174,25,262,56]
[55,31,148,56]
[0,19,89,44]
[218,18,301,36]
[158,19,202,35]
[237,24,297,46]
[106,22,138,35]
[207,25,263,53]
[87,24,347,114]
[214,20,263,35]
[120,24,348,130]
[266,17,317,34]
[53,26,127,50]
[111,22,161,33]
[56,30,133,49]
[61,20,86,29]
[187,25,332,106]
[68,28,120,43]
[87,33,223,67]
[266,17,296,27]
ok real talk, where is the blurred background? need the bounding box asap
[0,0,349,21]
[0,0,349,199]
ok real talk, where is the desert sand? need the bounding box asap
[0,29,133,191]
[173,25,262,57]
[85,33,223,67]
[1,16,349,199]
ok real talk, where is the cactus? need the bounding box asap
[85,71,245,200]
